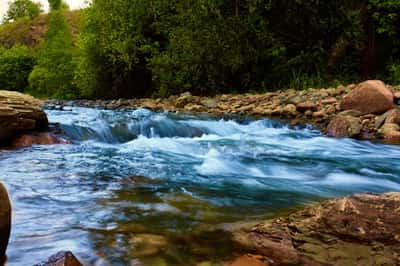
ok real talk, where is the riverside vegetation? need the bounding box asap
[1,1,400,266]
[0,0,400,98]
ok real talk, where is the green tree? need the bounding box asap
[76,0,156,98]
[0,45,36,91]
[28,7,78,99]
[2,0,42,23]
[48,0,62,11]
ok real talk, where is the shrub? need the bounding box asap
[0,45,36,91]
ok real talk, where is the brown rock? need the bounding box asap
[296,102,318,112]
[11,133,71,148]
[385,108,400,124]
[0,91,48,143]
[320,97,337,104]
[233,193,400,266]
[340,80,393,115]
[0,183,11,263]
[378,123,400,142]
[35,251,83,266]
[326,115,362,138]
[282,104,297,116]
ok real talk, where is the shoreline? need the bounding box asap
[45,80,400,143]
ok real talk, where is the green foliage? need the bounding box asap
[0,45,36,91]
[48,0,62,11]
[2,0,42,23]
[388,63,400,85]
[29,10,78,99]
[75,0,156,98]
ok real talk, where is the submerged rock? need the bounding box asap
[0,183,11,264]
[232,192,400,266]
[10,132,71,148]
[340,80,393,115]
[0,90,48,143]
[34,251,83,266]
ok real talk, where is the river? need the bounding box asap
[1,107,400,265]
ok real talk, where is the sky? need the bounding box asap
[0,0,89,18]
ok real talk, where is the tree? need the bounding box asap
[48,0,62,11]
[2,0,42,23]
[28,7,78,99]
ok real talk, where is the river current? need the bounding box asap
[1,107,400,265]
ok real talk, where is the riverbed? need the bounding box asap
[1,107,400,265]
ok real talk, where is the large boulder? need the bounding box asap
[340,80,394,115]
[233,192,400,266]
[0,183,11,263]
[0,91,48,143]
[326,115,362,138]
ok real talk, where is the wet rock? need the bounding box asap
[130,233,168,257]
[11,132,71,148]
[233,192,400,266]
[340,80,394,115]
[0,91,48,143]
[326,115,362,138]
[34,251,83,266]
[378,123,400,142]
[0,183,11,263]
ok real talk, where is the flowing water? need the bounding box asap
[1,107,400,265]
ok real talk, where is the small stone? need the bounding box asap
[321,97,337,104]
[200,98,218,108]
[296,102,318,112]
[282,104,297,116]
[339,110,362,117]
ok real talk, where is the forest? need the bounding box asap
[0,0,399,99]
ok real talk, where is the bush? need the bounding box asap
[0,45,36,91]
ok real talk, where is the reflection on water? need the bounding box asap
[1,107,400,265]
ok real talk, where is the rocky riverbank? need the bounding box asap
[0,90,48,143]
[230,192,400,266]
[45,80,400,143]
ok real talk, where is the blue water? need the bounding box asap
[1,107,400,265]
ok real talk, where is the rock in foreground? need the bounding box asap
[0,91,48,143]
[0,183,11,264]
[233,192,400,266]
[34,251,83,266]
